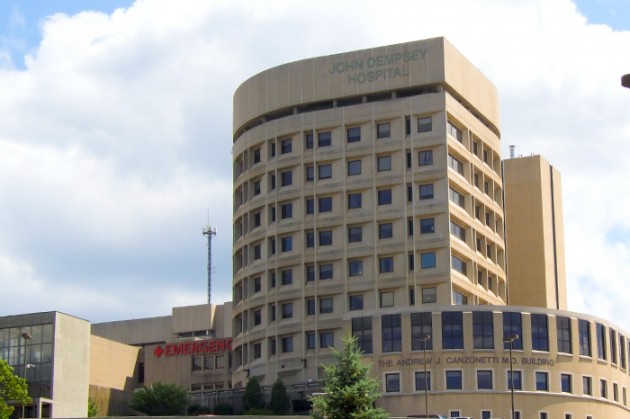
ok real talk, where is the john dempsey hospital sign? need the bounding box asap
[329,48,427,85]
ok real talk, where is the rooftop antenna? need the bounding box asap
[202,221,217,305]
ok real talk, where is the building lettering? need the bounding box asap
[153,337,233,358]
[377,355,556,369]
[328,48,427,85]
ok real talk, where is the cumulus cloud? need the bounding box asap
[0,0,629,329]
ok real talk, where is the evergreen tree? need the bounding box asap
[311,334,388,419]
[0,359,31,419]
[242,376,265,413]
[269,378,290,415]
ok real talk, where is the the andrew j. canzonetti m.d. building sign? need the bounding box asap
[230,36,630,418]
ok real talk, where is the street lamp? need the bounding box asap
[21,332,32,419]
[419,334,431,418]
[503,334,519,419]
[622,74,630,89]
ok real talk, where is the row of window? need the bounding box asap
[234,113,501,182]
[384,368,627,403]
[235,310,628,364]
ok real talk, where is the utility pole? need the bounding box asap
[202,225,217,304]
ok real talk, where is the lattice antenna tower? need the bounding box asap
[202,225,217,304]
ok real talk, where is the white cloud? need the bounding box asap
[0,0,629,331]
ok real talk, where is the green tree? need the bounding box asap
[242,376,265,413]
[0,359,31,419]
[311,335,388,419]
[269,378,290,415]
[87,397,99,417]
[129,382,189,416]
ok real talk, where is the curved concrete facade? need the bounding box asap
[230,38,629,418]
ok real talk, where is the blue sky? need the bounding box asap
[0,0,629,330]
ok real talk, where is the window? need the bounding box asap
[422,287,437,304]
[411,312,433,350]
[449,187,465,208]
[385,373,400,393]
[421,252,436,269]
[418,150,433,166]
[347,127,361,143]
[419,184,434,200]
[253,244,261,260]
[349,259,363,276]
[347,160,361,176]
[382,314,402,352]
[561,373,572,393]
[254,277,261,293]
[281,138,292,154]
[377,122,391,138]
[319,263,333,280]
[348,226,363,243]
[415,371,431,391]
[306,264,315,281]
[305,165,314,181]
[319,230,332,246]
[531,314,549,351]
[579,319,591,356]
[281,269,292,285]
[420,218,435,234]
[452,290,468,305]
[306,298,315,315]
[281,236,292,252]
[448,154,464,175]
[473,311,494,349]
[319,297,333,314]
[320,331,334,348]
[305,198,314,215]
[477,370,493,390]
[442,311,464,349]
[281,203,293,219]
[319,197,332,212]
[269,303,276,321]
[281,302,293,319]
[379,256,394,273]
[539,413,549,419]
[379,222,393,239]
[507,370,522,390]
[281,336,293,353]
[503,312,523,350]
[269,337,276,355]
[281,170,292,186]
[450,220,466,241]
[613,382,619,401]
[318,131,331,147]
[306,332,315,349]
[446,370,462,390]
[536,371,549,391]
[349,294,363,311]
[318,164,332,180]
[254,179,261,195]
[417,116,432,132]
[254,309,261,326]
[377,155,391,171]
[352,317,372,354]
[447,120,463,142]
[451,255,466,275]
[600,379,608,398]
[620,335,627,369]
[557,316,572,354]
[253,211,261,227]
[253,148,261,164]
[596,323,607,360]
[380,291,394,307]
[481,411,492,419]
[610,328,618,364]
[378,189,392,205]
[348,192,362,209]
[305,133,313,149]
